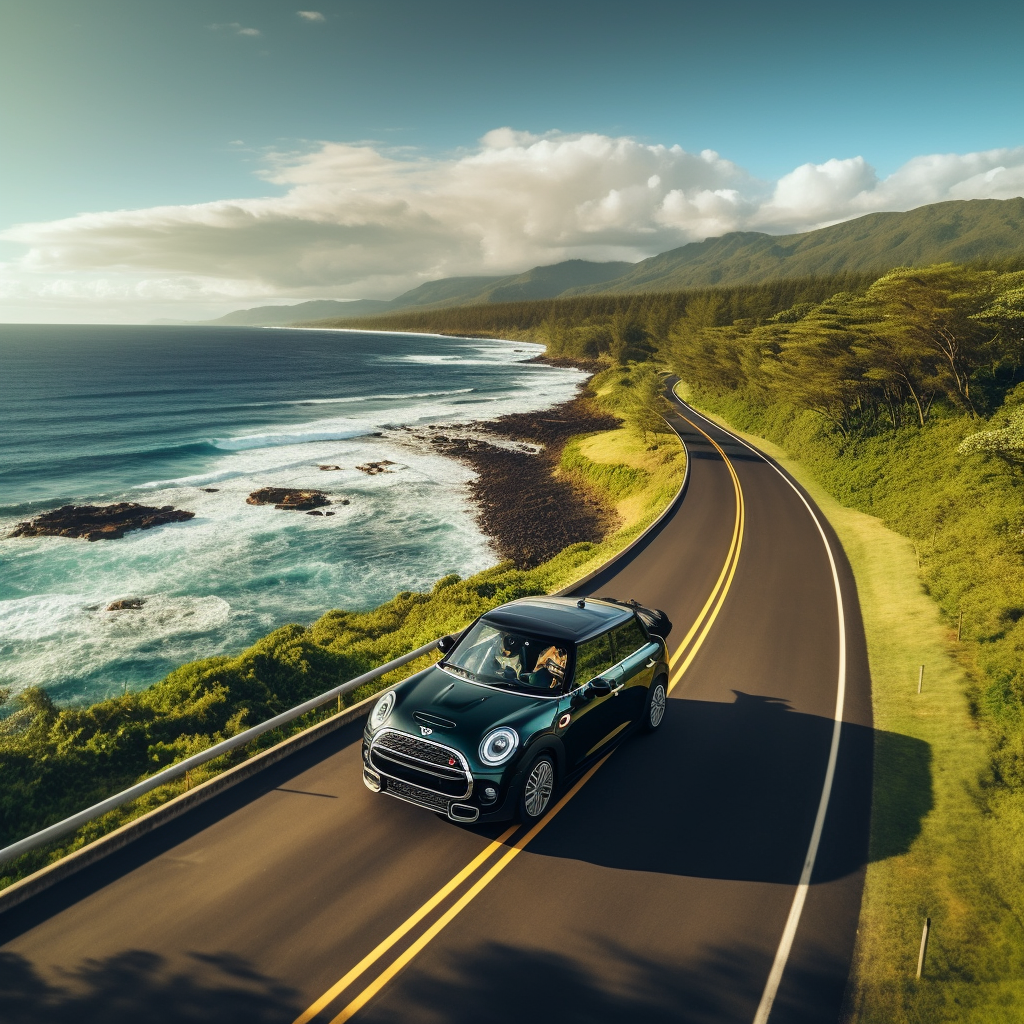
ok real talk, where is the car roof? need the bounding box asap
[481,596,633,644]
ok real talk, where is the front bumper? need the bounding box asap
[362,738,521,823]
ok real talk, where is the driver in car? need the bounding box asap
[494,634,525,677]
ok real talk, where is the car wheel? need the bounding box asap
[519,754,556,822]
[644,677,667,732]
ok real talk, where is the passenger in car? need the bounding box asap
[526,645,568,689]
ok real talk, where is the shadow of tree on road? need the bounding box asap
[0,948,302,1024]
[360,937,852,1024]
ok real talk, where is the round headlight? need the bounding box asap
[369,691,396,730]
[479,727,519,766]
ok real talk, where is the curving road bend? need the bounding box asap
[0,384,874,1024]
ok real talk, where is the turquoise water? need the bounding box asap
[0,325,586,704]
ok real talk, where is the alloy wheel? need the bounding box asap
[523,758,554,818]
[649,683,667,727]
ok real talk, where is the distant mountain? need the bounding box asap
[167,198,1024,328]
[180,297,394,327]
[566,198,1024,294]
[173,261,634,327]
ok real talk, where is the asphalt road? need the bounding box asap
[0,387,874,1024]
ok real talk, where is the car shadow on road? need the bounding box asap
[525,692,931,885]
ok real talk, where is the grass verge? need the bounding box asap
[684,392,1024,1023]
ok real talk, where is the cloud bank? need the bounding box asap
[3,130,1023,319]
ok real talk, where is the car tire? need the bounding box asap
[518,753,556,823]
[644,676,667,732]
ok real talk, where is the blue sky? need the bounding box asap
[2,0,1022,321]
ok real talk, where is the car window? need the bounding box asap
[572,632,616,688]
[611,618,649,662]
[444,619,568,694]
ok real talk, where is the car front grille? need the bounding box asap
[386,779,452,813]
[369,729,472,799]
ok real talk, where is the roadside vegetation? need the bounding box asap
[0,365,683,891]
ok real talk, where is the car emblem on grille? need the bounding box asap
[420,726,433,736]
[448,757,456,766]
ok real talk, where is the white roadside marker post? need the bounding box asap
[917,917,931,979]
[918,664,925,695]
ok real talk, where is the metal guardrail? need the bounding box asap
[0,638,442,866]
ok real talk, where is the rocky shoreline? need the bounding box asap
[408,392,621,568]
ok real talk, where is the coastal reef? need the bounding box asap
[355,460,395,475]
[106,597,146,611]
[9,503,195,542]
[246,488,331,511]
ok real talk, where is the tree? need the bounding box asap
[866,265,998,416]
[958,407,1024,467]
[620,364,671,442]
[756,296,874,436]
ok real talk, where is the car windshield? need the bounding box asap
[444,620,569,695]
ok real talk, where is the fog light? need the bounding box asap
[481,786,498,805]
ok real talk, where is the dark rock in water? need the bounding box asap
[338,499,350,506]
[368,432,384,437]
[355,460,396,475]
[318,465,342,471]
[9,503,195,542]
[107,597,146,611]
[325,511,336,516]
[246,488,331,511]
[306,509,324,516]
[201,487,219,493]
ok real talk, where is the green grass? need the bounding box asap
[684,394,1024,1022]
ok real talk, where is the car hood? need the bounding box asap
[387,665,553,750]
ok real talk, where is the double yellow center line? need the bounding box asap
[666,402,746,692]
[291,398,745,1024]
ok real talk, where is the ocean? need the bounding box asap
[0,324,587,705]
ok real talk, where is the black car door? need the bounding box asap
[609,617,661,720]
[562,629,630,767]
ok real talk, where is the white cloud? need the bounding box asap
[297,11,325,21]
[209,23,261,36]
[2,132,1022,321]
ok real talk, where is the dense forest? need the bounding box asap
[307,271,882,344]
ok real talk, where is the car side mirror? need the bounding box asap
[588,677,613,697]
[436,635,457,654]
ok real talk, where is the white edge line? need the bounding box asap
[672,390,848,1024]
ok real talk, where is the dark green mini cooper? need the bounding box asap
[361,596,669,824]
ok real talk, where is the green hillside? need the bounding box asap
[570,198,1024,293]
